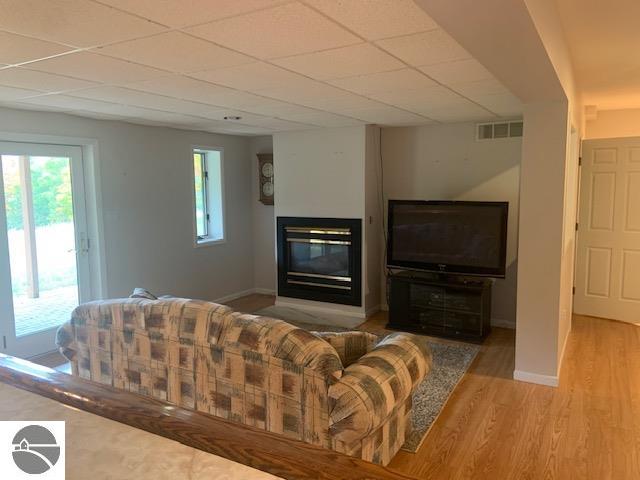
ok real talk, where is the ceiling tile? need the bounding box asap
[272,43,404,80]
[0,31,73,65]
[70,86,228,117]
[126,75,238,105]
[256,79,352,102]
[28,52,169,83]
[0,68,98,93]
[18,94,122,111]
[240,101,322,118]
[189,62,312,91]
[100,105,209,126]
[203,91,288,110]
[0,0,166,48]
[66,110,132,121]
[0,85,41,100]
[376,29,470,67]
[419,58,494,85]
[306,0,438,40]
[95,31,253,73]
[401,97,493,120]
[471,92,523,117]
[205,124,277,135]
[0,100,71,112]
[236,116,315,130]
[281,111,362,127]
[97,0,287,28]
[344,106,430,125]
[130,75,286,111]
[328,68,437,95]
[426,104,497,122]
[186,2,360,59]
[369,84,466,108]
[448,78,510,98]
[302,94,388,112]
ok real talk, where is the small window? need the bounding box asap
[192,148,224,245]
[478,123,493,140]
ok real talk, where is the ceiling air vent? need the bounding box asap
[477,121,523,140]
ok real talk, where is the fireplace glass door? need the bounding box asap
[288,237,351,284]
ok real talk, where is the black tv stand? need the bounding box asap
[387,271,492,342]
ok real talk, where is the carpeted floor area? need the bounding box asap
[255,306,479,453]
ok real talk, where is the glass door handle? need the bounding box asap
[78,237,90,254]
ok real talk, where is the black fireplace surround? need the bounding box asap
[277,217,362,306]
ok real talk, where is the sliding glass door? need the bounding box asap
[0,142,90,358]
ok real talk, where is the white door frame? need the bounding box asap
[0,141,91,357]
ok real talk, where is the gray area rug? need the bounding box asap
[255,307,479,453]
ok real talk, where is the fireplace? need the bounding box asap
[277,217,362,306]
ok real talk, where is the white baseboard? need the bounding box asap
[491,318,516,329]
[213,288,258,304]
[513,370,558,387]
[214,288,274,304]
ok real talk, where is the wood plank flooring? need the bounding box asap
[227,295,640,480]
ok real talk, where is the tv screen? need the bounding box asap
[387,200,508,277]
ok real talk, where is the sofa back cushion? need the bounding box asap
[62,297,343,381]
[214,311,343,380]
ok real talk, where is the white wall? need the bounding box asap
[585,109,640,139]
[0,107,255,302]
[515,101,570,383]
[274,127,366,218]
[364,126,383,314]
[381,122,522,327]
[249,135,275,293]
[273,126,380,318]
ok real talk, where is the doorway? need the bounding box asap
[0,142,90,358]
[574,137,640,322]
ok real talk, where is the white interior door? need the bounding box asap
[574,137,640,322]
[0,142,90,358]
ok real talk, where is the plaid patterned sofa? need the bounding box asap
[56,296,432,465]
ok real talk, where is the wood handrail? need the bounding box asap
[0,354,417,480]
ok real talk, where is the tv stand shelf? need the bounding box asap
[387,271,492,342]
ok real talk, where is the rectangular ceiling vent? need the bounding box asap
[477,121,523,140]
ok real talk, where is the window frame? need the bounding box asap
[191,146,226,248]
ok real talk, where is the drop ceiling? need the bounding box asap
[0,0,522,135]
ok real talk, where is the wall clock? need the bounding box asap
[257,153,274,205]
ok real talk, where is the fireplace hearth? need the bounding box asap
[277,217,362,306]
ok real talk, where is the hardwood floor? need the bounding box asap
[228,295,640,480]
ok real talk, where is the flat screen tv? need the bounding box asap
[387,200,509,278]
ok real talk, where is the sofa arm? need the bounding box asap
[327,332,432,444]
[55,322,76,362]
[311,331,378,367]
